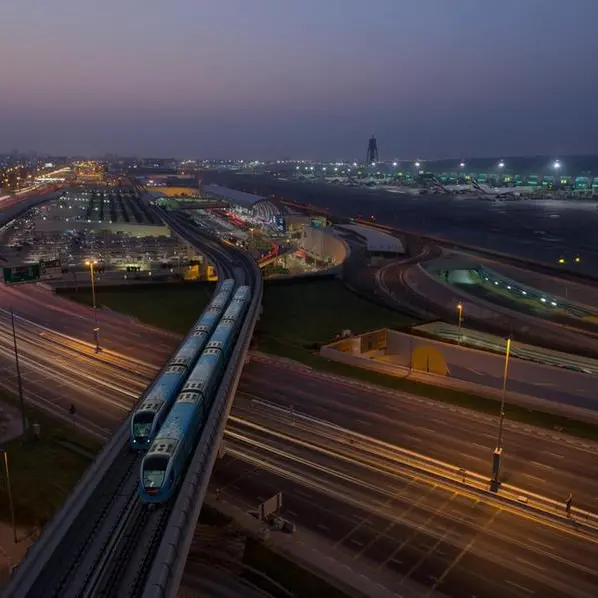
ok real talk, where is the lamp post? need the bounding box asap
[1,449,17,543]
[84,259,101,352]
[457,302,463,344]
[10,308,26,437]
[492,336,512,485]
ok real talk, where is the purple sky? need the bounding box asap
[2,0,598,159]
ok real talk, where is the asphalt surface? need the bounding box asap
[238,357,598,514]
[0,282,179,434]
[216,400,598,598]
[0,306,158,433]
[207,173,598,276]
[0,282,179,361]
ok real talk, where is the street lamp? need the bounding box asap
[0,449,17,543]
[492,336,512,486]
[84,259,101,352]
[456,302,463,344]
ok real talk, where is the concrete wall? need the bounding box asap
[320,336,598,423]
[337,224,404,253]
[298,227,349,264]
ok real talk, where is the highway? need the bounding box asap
[217,400,598,598]
[3,297,597,518]
[0,282,179,362]
[238,356,598,513]
[2,299,598,596]
[0,306,157,434]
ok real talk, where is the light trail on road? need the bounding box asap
[218,405,598,598]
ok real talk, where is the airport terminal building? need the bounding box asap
[293,155,598,194]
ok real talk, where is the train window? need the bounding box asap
[143,456,168,489]
[133,412,154,439]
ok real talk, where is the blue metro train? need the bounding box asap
[139,285,252,503]
[129,279,236,449]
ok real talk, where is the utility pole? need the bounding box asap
[1,449,17,543]
[10,308,26,437]
[492,336,512,487]
[85,260,101,352]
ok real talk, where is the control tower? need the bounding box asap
[366,134,379,164]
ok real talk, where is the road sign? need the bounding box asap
[258,492,283,521]
[40,258,62,280]
[3,264,41,285]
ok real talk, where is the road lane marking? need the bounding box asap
[295,489,312,498]
[515,557,546,571]
[471,442,488,450]
[426,509,502,595]
[403,435,422,443]
[530,461,554,470]
[504,579,534,594]
[546,451,565,458]
[522,473,546,483]
[527,537,555,551]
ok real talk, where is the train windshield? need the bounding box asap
[133,412,154,440]
[143,456,168,489]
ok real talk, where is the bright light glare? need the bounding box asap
[498,161,505,168]
[415,162,420,168]
[553,160,561,169]
[460,162,465,168]
[393,162,398,167]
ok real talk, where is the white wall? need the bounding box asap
[298,227,349,264]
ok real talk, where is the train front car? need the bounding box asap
[139,284,252,504]
[139,352,223,503]
[129,279,235,449]
[130,374,183,449]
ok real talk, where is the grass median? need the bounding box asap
[62,279,598,442]
[0,391,101,528]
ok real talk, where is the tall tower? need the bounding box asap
[366,134,379,164]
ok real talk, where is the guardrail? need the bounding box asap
[143,252,263,598]
[246,401,598,535]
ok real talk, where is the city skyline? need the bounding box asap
[2,0,598,159]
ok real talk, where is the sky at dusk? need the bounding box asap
[2,0,598,159]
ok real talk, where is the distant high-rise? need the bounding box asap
[366,134,378,164]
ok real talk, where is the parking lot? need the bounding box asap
[0,191,199,274]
